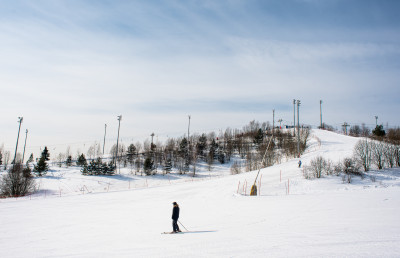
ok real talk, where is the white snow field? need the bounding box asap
[1,129,400,257]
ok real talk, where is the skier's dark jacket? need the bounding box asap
[172,205,180,220]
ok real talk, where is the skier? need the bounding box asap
[172,202,181,233]
[298,160,302,168]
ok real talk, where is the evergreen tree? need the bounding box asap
[127,144,136,166]
[144,157,154,175]
[0,151,2,166]
[34,147,50,176]
[76,154,87,167]
[27,154,34,164]
[179,138,189,172]
[106,161,116,175]
[81,157,115,176]
[66,155,72,167]
[218,147,225,164]
[373,125,386,137]
[209,139,218,160]
[253,128,264,145]
[196,134,208,159]
[81,164,89,175]
[179,138,188,157]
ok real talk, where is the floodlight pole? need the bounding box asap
[375,116,378,127]
[293,99,296,137]
[103,124,107,155]
[272,109,275,136]
[22,129,28,164]
[188,115,191,164]
[188,115,191,142]
[296,100,301,157]
[115,115,122,166]
[320,100,323,129]
[13,117,23,164]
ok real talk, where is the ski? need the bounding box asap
[161,230,215,234]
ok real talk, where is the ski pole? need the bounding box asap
[178,220,189,231]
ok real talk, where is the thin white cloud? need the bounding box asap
[1,0,399,157]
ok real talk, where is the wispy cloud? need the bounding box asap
[1,0,400,155]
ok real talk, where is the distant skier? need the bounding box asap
[172,202,181,233]
[298,160,302,168]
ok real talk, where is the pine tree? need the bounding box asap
[197,134,208,159]
[144,157,154,175]
[34,147,50,176]
[81,164,89,175]
[127,144,136,166]
[209,139,218,160]
[76,154,87,167]
[373,125,386,137]
[218,147,225,164]
[106,161,116,175]
[66,155,72,167]
[27,154,34,164]
[81,157,115,176]
[254,128,264,145]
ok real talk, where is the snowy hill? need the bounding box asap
[1,129,400,257]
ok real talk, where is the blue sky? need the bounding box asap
[1,0,400,157]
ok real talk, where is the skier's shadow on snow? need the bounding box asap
[183,230,217,234]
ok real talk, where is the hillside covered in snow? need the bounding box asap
[1,129,399,257]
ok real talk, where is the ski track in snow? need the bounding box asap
[1,129,400,257]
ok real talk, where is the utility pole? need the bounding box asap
[375,116,378,127]
[296,100,301,157]
[342,122,350,135]
[188,115,191,142]
[320,100,323,129]
[293,99,296,137]
[115,115,122,166]
[22,129,28,164]
[13,117,23,164]
[272,109,275,136]
[187,115,191,165]
[103,124,107,155]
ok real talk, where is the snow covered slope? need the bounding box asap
[1,130,400,257]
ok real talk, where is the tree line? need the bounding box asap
[0,120,310,197]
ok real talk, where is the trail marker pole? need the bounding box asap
[237,181,240,194]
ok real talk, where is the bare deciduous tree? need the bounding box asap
[371,141,385,170]
[354,139,372,172]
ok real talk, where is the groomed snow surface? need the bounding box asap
[1,129,399,257]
